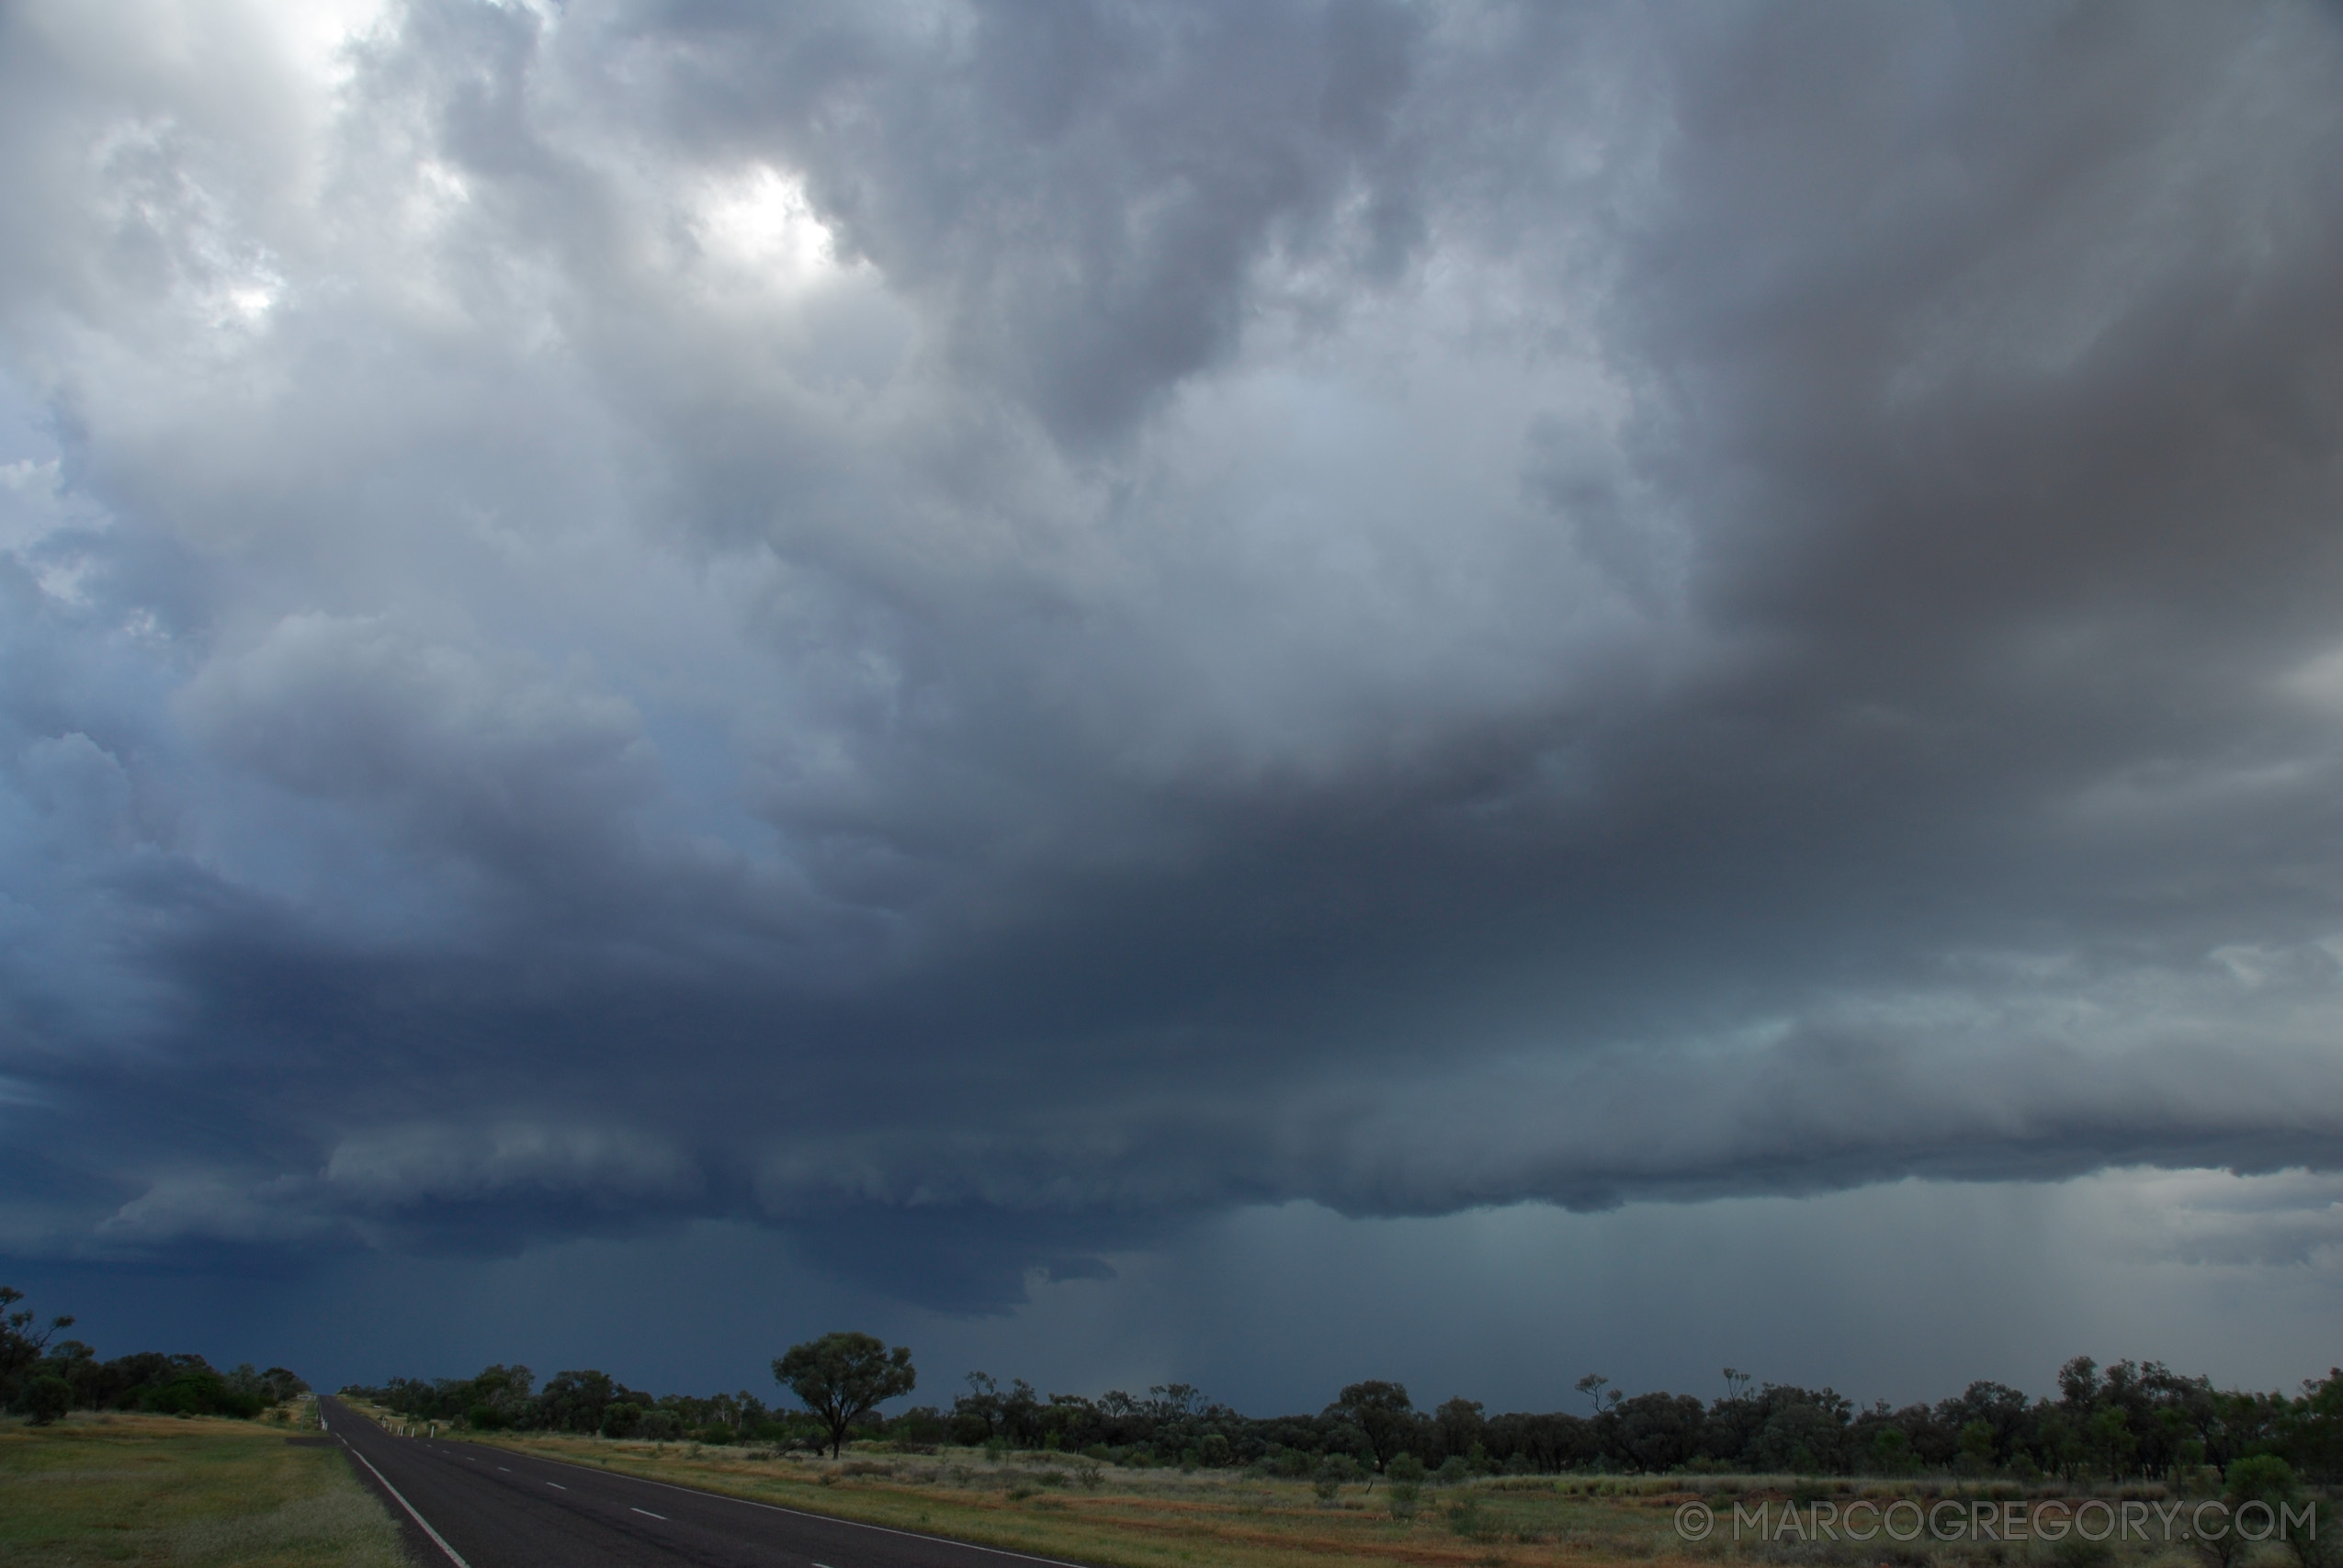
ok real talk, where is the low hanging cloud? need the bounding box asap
[4,0,2343,1314]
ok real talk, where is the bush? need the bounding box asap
[2053,1535,2113,1568]
[139,1369,263,1419]
[26,1375,71,1426]
[601,1402,642,1438]
[1446,1496,1498,1541]
[1387,1453,1426,1520]
[2226,1453,2298,1506]
[1314,1452,1361,1504]
[2284,1496,2335,1568]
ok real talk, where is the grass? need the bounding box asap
[0,1401,410,1568]
[348,1404,2287,1568]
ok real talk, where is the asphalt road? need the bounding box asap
[318,1398,1096,1568]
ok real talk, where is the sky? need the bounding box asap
[3,0,2342,1417]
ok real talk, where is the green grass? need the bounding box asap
[0,1406,410,1568]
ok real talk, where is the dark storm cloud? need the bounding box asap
[4,0,2343,1314]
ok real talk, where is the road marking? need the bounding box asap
[344,1446,473,1568]
[516,1454,1093,1566]
[497,1466,512,1472]
[546,1482,566,1489]
[633,1507,667,1519]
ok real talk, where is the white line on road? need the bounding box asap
[497,1466,511,1472]
[528,1459,1093,1567]
[344,1446,473,1568]
[632,1506,667,1519]
[546,1481,566,1489]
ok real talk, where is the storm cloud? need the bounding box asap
[5,0,2343,1373]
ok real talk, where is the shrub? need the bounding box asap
[1315,1453,1361,1504]
[1446,1496,1497,1541]
[26,1375,71,1426]
[2284,1496,2335,1568]
[139,1369,262,1419]
[2053,1534,2113,1568]
[1387,1453,1426,1520]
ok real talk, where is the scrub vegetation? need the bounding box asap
[0,1404,407,1568]
[339,1341,2343,1568]
[2,1282,398,1568]
[347,1344,2343,1486]
[341,1395,2341,1568]
[2,1284,311,1423]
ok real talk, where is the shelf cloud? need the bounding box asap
[4,0,2343,1373]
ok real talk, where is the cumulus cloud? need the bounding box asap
[2,0,2342,1336]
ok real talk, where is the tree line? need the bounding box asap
[2,1284,310,1425]
[340,1327,2343,1485]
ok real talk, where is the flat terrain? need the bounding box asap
[384,1416,2305,1565]
[0,1405,407,1568]
[330,1393,1115,1566]
[18,1397,2306,1568]
[357,1405,2239,1568]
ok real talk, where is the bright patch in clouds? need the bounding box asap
[691,166,844,290]
[3,0,2342,1401]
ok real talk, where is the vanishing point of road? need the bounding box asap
[319,1396,1100,1568]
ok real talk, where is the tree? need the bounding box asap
[1329,1381,1417,1472]
[1958,1418,1998,1474]
[775,1332,916,1459]
[1,1286,74,1407]
[953,1371,1003,1444]
[539,1369,617,1434]
[1434,1397,1487,1463]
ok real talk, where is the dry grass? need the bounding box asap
[0,1404,409,1568]
[334,1406,2296,1568]
[354,1407,1711,1568]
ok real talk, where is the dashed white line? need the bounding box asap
[448,1445,1092,1568]
[497,1466,512,1472]
[632,1506,667,1519]
[546,1481,566,1490]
